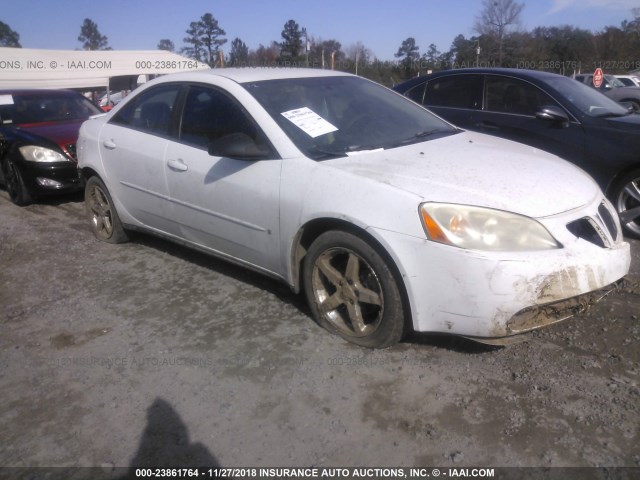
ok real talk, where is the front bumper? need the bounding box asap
[18,160,82,195]
[371,198,631,339]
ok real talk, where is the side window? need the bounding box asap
[424,75,482,109]
[179,85,269,152]
[405,83,426,104]
[110,85,180,136]
[485,76,559,116]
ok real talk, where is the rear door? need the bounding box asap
[99,84,181,233]
[421,73,483,128]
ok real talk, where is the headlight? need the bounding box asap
[19,145,69,163]
[419,203,561,251]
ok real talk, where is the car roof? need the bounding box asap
[393,67,568,90]
[157,67,353,84]
[0,89,82,96]
[434,67,561,78]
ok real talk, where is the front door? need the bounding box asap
[164,84,282,274]
[473,75,586,164]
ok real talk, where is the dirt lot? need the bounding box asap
[1,189,639,471]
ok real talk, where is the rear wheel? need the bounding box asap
[84,176,129,243]
[2,158,32,206]
[303,230,405,348]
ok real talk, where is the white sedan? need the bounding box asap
[77,68,630,348]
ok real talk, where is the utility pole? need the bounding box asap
[302,28,309,68]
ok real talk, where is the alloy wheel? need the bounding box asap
[87,183,115,240]
[311,247,384,338]
[616,176,640,237]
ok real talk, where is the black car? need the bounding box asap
[394,68,640,237]
[0,89,103,205]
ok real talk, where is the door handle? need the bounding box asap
[167,158,188,172]
[103,139,117,149]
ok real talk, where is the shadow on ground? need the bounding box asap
[119,397,220,476]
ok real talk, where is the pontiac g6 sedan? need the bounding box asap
[77,69,630,348]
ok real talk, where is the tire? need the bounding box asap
[303,230,405,348]
[623,99,640,113]
[612,169,640,239]
[2,158,32,206]
[84,176,129,243]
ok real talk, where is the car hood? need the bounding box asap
[17,119,85,146]
[323,131,600,218]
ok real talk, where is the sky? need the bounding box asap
[1,0,638,61]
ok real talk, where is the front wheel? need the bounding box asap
[84,176,129,243]
[303,230,405,348]
[612,170,640,239]
[2,158,32,206]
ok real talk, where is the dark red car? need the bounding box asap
[0,89,103,205]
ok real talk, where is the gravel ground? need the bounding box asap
[0,189,639,471]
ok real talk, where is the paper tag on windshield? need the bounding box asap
[0,95,14,105]
[281,107,338,138]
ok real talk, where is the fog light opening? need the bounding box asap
[36,177,63,188]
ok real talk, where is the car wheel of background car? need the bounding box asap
[303,230,405,348]
[2,158,32,206]
[613,169,640,238]
[84,176,129,244]
[622,99,640,112]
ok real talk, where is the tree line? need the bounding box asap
[1,0,639,86]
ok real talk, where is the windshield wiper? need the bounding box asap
[345,144,383,152]
[306,146,346,160]
[307,144,384,160]
[392,129,443,147]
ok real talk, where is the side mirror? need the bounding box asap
[535,105,570,126]
[208,133,270,161]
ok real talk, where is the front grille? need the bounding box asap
[567,218,606,248]
[566,199,619,248]
[597,201,618,240]
[65,143,77,161]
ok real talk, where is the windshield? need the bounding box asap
[0,92,102,125]
[547,77,630,117]
[243,76,458,160]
